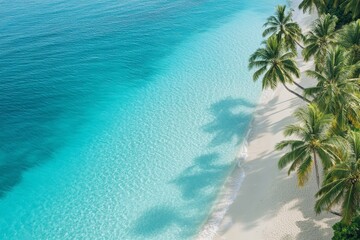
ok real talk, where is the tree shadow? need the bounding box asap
[295,217,336,240]
[131,97,260,238]
[221,151,338,232]
[203,97,256,147]
[171,153,230,200]
[131,152,232,238]
[214,88,338,239]
[132,206,193,238]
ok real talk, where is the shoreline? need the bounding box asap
[199,0,339,239]
[196,88,275,240]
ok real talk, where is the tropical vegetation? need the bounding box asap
[315,131,360,223]
[332,215,360,240]
[248,0,360,237]
[302,14,338,70]
[248,35,310,102]
[263,5,304,52]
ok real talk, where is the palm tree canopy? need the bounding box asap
[299,0,325,14]
[315,131,360,224]
[276,104,340,186]
[342,0,360,20]
[263,5,303,52]
[338,20,360,65]
[248,35,300,90]
[304,47,360,129]
[302,14,338,69]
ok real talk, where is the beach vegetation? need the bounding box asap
[315,131,360,223]
[332,215,360,240]
[252,0,360,229]
[263,5,304,52]
[342,0,360,20]
[299,0,358,26]
[304,47,360,131]
[338,20,360,67]
[276,104,340,187]
[302,14,338,70]
[248,35,310,102]
[298,0,326,14]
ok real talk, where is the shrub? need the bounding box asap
[332,216,360,240]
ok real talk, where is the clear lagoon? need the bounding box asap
[0,0,282,239]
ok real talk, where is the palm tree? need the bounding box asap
[342,0,360,20]
[315,131,360,224]
[299,0,326,14]
[338,20,360,66]
[276,104,340,187]
[302,14,338,70]
[249,35,310,102]
[263,5,304,52]
[304,47,360,130]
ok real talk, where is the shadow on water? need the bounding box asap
[132,206,192,237]
[0,0,262,202]
[132,97,256,238]
[132,153,232,238]
[172,153,229,200]
[203,97,256,147]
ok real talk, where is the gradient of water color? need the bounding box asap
[0,0,282,239]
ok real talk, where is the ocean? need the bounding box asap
[0,0,282,239]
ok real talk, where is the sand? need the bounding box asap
[211,1,340,239]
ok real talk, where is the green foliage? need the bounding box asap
[325,5,353,28]
[298,0,359,23]
[341,0,360,21]
[332,216,360,240]
[315,131,360,224]
[261,0,360,228]
[276,104,341,187]
[302,14,338,69]
[338,20,360,66]
[263,5,304,52]
[248,35,300,89]
[299,0,326,14]
[304,47,360,130]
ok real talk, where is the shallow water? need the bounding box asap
[0,0,282,239]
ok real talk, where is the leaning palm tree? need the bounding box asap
[302,14,338,70]
[263,5,304,52]
[315,131,360,224]
[276,104,340,187]
[249,35,310,102]
[299,0,326,14]
[338,20,360,66]
[304,47,360,131]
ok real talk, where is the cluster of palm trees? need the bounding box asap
[299,0,359,20]
[248,3,360,224]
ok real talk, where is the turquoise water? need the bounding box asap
[0,1,281,239]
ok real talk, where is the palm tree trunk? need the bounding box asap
[329,210,342,217]
[313,150,320,188]
[281,83,311,103]
[293,81,305,90]
[312,151,342,217]
[294,39,304,49]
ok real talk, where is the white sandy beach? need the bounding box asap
[210,1,340,239]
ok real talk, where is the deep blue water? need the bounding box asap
[0,0,281,239]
